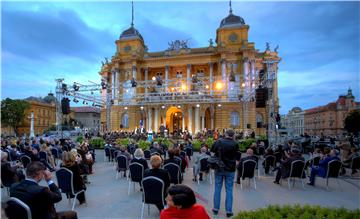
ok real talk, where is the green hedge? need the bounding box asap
[76,136,84,143]
[205,137,215,148]
[239,138,256,152]
[90,137,105,149]
[192,139,202,152]
[138,140,151,151]
[234,205,360,219]
[116,138,130,146]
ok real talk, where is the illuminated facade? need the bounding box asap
[99,4,280,135]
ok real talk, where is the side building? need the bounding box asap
[304,88,360,136]
[70,107,101,133]
[282,107,304,137]
[99,3,281,136]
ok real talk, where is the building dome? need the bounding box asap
[120,26,144,41]
[291,107,302,113]
[219,12,245,28]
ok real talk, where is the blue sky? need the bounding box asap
[1,1,359,114]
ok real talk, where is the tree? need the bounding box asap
[1,98,29,136]
[344,110,360,136]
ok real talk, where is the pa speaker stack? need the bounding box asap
[61,97,70,114]
[255,88,268,108]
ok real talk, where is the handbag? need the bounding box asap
[207,144,225,171]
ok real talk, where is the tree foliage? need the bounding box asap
[1,98,29,135]
[344,110,360,135]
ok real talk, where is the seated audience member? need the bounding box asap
[262,148,274,174]
[40,144,56,169]
[116,145,132,177]
[8,161,77,219]
[308,148,341,186]
[342,146,360,174]
[236,149,257,184]
[160,185,210,219]
[174,147,187,173]
[144,155,171,212]
[61,152,86,205]
[77,143,94,174]
[150,142,164,156]
[1,152,24,187]
[164,147,181,166]
[23,145,40,161]
[131,148,149,170]
[193,147,210,182]
[273,146,304,184]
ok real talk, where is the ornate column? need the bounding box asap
[195,106,200,134]
[148,108,152,131]
[188,106,193,134]
[154,107,159,133]
[210,105,214,130]
[115,70,119,104]
[144,67,148,99]
[187,64,191,93]
[132,65,137,97]
[221,59,226,82]
[243,58,249,130]
[182,114,185,132]
[111,70,116,99]
[201,115,205,131]
[209,62,214,96]
[165,65,169,92]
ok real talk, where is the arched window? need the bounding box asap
[230,111,240,127]
[122,113,129,128]
[256,113,263,128]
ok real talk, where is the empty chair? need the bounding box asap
[110,148,116,162]
[239,160,257,189]
[345,156,360,176]
[163,163,181,184]
[55,168,86,210]
[128,163,144,195]
[116,155,129,179]
[141,176,165,219]
[50,148,60,165]
[5,197,32,219]
[198,157,212,184]
[144,150,151,160]
[20,155,31,169]
[286,160,306,190]
[324,160,342,190]
[104,147,111,162]
[39,151,48,161]
[240,160,257,189]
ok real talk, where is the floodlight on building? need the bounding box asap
[196,104,200,108]
[161,105,165,109]
[181,84,187,91]
[205,85,209,89]
[140,106,144,110]
[124,107,128,110]
[215,82,224,90]
[152,76,156,81]
[177,105,181,109]
[218,104,222,107]
[241,82,245,88]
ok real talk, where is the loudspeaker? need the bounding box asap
[256,88,268,108]
[61,98,70,114]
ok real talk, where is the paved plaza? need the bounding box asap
[2,150,359,219]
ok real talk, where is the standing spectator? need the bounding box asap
[160,185,210,219]
[210,129,238,218]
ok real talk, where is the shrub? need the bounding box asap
[156,137,172,148]
[116,138,130,146]
[205,137,215,148]
[90,137,105,149]
[138,140,151,151]
[76,136,84,143]
[239,138,256,152]
[192,139,202,152]
[233,205,360,219]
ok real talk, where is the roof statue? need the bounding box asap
[274,45,279,52]
[167,39,189,52]
[209,38,214,47]
[266,42,271,51]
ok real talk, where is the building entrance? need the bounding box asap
[166,107,183,134]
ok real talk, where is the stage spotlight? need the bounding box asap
[101,80,107,89]
[73,98,79,103]
[62,83,68,92]
[73,83,80,91]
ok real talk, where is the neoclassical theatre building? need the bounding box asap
[99,4,281,136]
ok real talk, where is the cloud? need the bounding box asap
[2,7,114,62]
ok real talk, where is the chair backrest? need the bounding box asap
[20,155,31,169]
[199,157,210,172]
[163,163,181,184]
[235,151,242,161]
[50,148,59,159]
[351,156,360,170]
[326,159,342,178]
[39,151,47,161]
[141,176,165,205]
[104,147,110,156]
[185,148,193,156]
[265,155,276,167]
[274,152,282,162]
[5,197,32,219]
[258,146,265,156]
[241,160,257,178]
[312,156,320,166]
[144,150,151,159]
[180,151,186,158]
[129,162,144,182]
[289,160,305,178]
[110,148,116,159]
[116,155,129,171]
[55,167,75,195]
[174,156,182,167]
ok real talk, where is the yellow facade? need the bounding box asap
[99,7,280,136]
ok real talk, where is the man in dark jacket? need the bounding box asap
[236,149,257,184]
[8,161,77,219]
[210,129,239,218]
[273,146,304,184]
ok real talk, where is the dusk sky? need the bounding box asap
[1,1,359,114]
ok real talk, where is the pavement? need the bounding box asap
[2,150,360,219]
